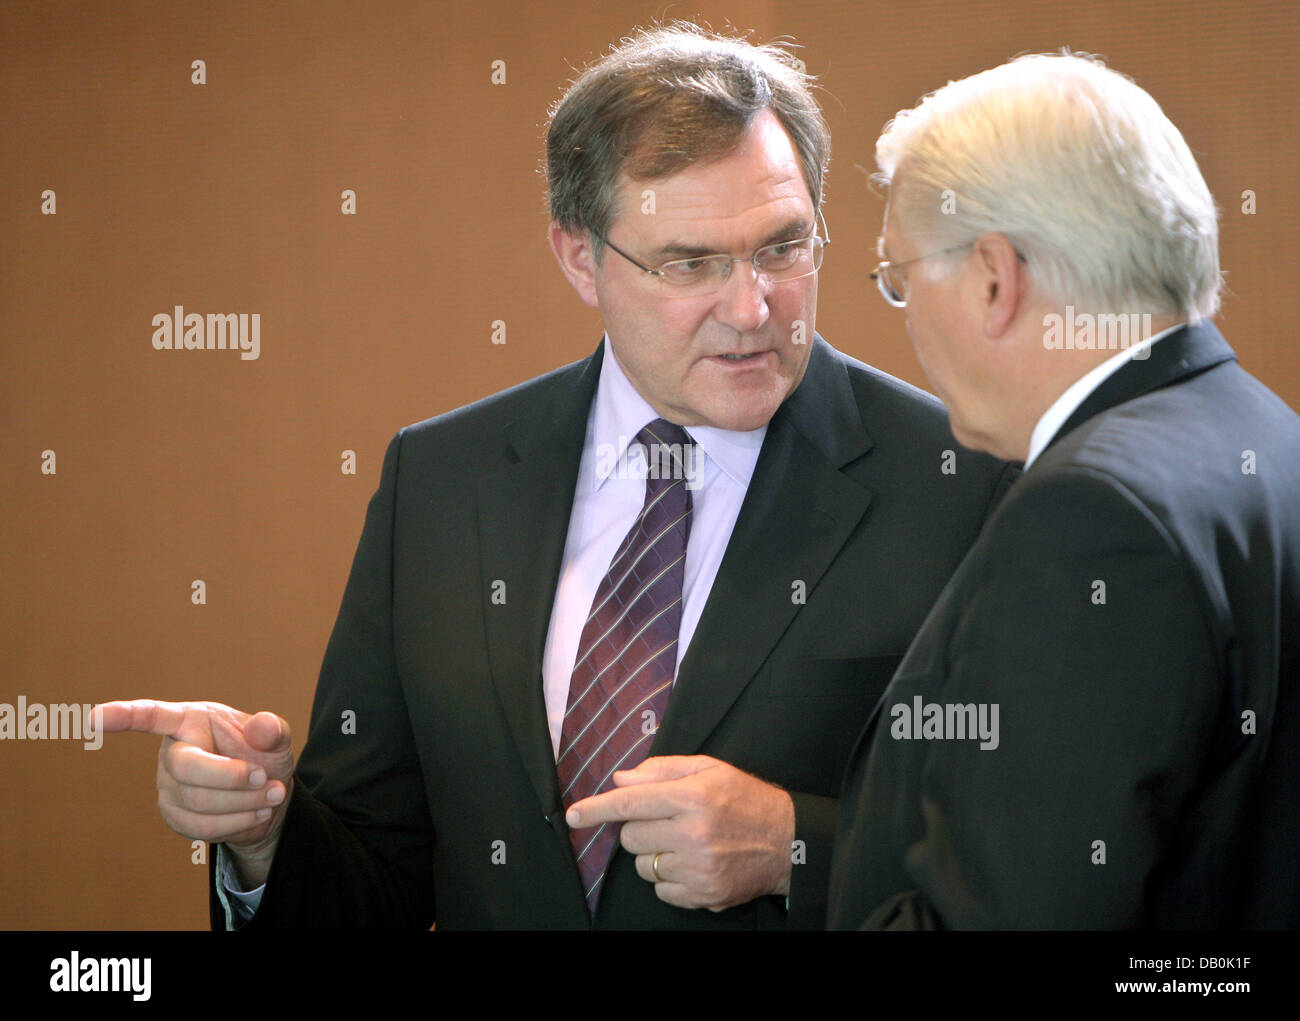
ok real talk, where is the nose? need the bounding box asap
[712,259,771,333]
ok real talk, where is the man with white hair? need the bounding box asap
[828,52,1300,928]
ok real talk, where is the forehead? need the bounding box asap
[614,109,812,240]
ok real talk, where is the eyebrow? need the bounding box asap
[650,217,813,261]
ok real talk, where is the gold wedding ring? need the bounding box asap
[652,852,665,883]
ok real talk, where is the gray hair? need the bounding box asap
[546,22,830,259]
[876,52,1221,321]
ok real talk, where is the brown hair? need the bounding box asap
[546,22,830,258]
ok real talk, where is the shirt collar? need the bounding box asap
[1024,320,1185,469]
[591,336,767,490]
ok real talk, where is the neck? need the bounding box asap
[990,313,1184,462]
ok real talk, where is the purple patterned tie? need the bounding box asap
[557,418,694,915]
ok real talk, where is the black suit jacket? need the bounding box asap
[829,322,1300,929]
[213,335,1012,929]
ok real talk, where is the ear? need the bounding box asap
[972,233,1024,338]
[549,221,601,309]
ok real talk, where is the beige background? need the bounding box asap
[2,0,1297,928]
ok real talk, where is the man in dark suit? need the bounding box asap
[829,52,1300,929]
[100,24,1010,929]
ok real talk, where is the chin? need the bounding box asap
[726,414,774,432]
[712,395,786,432]
[690,410,762,432]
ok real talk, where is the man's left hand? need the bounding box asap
[565,755,795,911]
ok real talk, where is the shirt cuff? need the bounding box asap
[215,843,266,929]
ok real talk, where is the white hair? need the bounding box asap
[876,52,1221,321]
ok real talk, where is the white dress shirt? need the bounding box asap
[1023,322,1184,469]
[219,336,767,922]
[541,337,766,755]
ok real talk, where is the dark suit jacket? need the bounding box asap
[829,322,1300,929]
[212,334,1012,929]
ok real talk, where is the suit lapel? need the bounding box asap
[1046,320,1236,457]
[653,336,876,755]
[477,343,604,818]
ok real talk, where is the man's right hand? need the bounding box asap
[97,700,295,889]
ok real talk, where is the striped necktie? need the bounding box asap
[557,418,694,914]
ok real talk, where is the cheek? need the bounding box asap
[772,287,816,353]
[662,304,709,343]
[904,316,943,383]
[903,313,923,352]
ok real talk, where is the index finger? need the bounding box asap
[96,699,237,737]
[566,779,685,829]
[95,699,185,736]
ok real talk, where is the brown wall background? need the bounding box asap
[2,0,1296,928]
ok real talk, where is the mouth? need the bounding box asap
[709,351,772,366]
